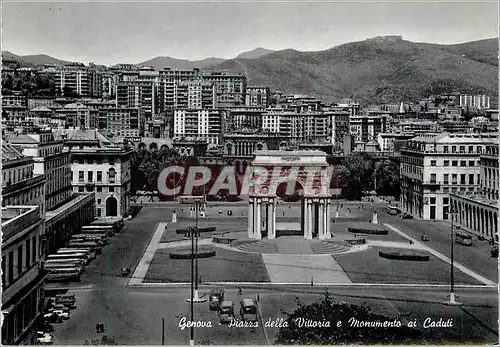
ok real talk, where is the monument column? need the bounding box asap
[247,198,254,238]
[306,199,313,240]
[317,201,324,239]
[269,200,276,239]
[302,198,308,238]
[325,200,331,239]
[255,198,262,239]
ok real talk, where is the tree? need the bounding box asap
[339,153,374,200]
[275,292,423,345]
[374,159,401,199]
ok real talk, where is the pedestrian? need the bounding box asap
[257,294,260,302]
[238,287,242,295]
[283,211,285,216]
[96,323,100,333]
[310,277,314,286]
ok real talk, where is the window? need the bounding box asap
[78,186,84,192]
[97,158,102,164]
[17,245,23,276]
[430,160,436,167]
[444,160,449,166]
[459,146,465,153]
[452,161,458,167]
[460,161,466,167]
[460,174,466,185]
[109,186,115,192]
[443,146,449,153]
[78,159,84,164]
[430,197,436,204]
[468,146,473,153]
[469,160,475,167]
[452,174,457,184]
[443,197,449,205]
[97,199,102,204]
[97,171,102,182]
[86,186,94,192]
[26,239,31,269]
[452,146,457,153]
[88,171,93,182]
[477,146,482,153]
[97,186,102,192]
[430,174,436,183]
[79,171,84,182]
[469,174,474,185]
[444,174,449,184]
[109,157,115,165]
[443,187,449,193]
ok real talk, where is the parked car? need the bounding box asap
[127,215,133,220]
[219,301,235,324]
[421,235,429,242]
[43,313,63,323]
[51,310,70,320]
[400,213,413,219]
[36,332,55,345]
[49,304,70,312]
[491,246,498,258]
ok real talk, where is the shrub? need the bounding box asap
[176,226,216,234]
[348,223,388,235]
[379,249,430,261]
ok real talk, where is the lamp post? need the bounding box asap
[445,206,461,305]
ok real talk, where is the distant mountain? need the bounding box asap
[2,51,69,66]
[137,56,225,70]
[212,37,499,105]
[236,47,274,59]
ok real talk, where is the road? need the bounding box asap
[48,203,498,345]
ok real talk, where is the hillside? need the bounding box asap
[2,51,68,66]
[137,56,225,70]
[214,37,498,104]
[236,47,274,59]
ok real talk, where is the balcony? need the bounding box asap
[2,175,45,195]
[422,181,440,186]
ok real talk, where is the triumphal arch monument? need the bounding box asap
[247,150,334,240]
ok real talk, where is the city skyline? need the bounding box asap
[2,1,498,66]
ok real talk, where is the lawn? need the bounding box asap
[334,247,482,285]
[144,247,270,283]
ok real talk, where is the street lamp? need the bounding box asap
[445,206,461,306]
[186,199,206,303]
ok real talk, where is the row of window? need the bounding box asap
[429,173,479,185]
[442,145,483,154]
[2,186,44,211]
[2,165,34,185]
[73,157,117,165]
[77,186,117,193]
[2,235,39,290]
[76,169,116,182]
[430,160,478,167]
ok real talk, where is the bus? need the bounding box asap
[44,259,86,267]
[386,205,400,215]
[91,217,124,232]
[57,248,96,259]
[239,299,258,322]
[455,231,473,246]
[45,268,81,282]
[66,242,102,254]
[81,225,115,237]
[71,234,110,244]
[43,263,84,274]
[47,253,91,264]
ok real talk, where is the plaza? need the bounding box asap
[45,201,499,345]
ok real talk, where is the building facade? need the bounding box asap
[245,86,270,108]
[173,109,222,145]
[2,206,46,345]
[400,133,498,220]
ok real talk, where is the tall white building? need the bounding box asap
[173,109,222,145]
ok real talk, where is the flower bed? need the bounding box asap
[348,223,388,235]
[378,249,430,261]
[175,226,217,234]
[169,247,216,259]
[212,235,237,244]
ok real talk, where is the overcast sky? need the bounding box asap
[2,1,498,66]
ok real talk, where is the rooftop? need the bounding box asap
[2,143,24,161]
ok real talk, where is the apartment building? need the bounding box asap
[349,115,387,142]
[400,133,498,220]
[55,103,97,129]
[59,129,133,218]
[328,111,350,153]
[1,206,46,345]
[201,71,246,108]
[174,80,215,109]
[173,109,222,145]
[98,108,145,137]
[377,133,415,152]
[245,86,270,108]
[459,94,491,110]
[55,66,91,96]
[449,143,499,241]
[116,79,157,123]
[1,143,46,215]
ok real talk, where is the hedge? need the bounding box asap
[176,226,217,234]
[212,235,237,244]
[169,247,216,259]
[346,238,366,245]
[348,225,388,235]
[378,249,430,261]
